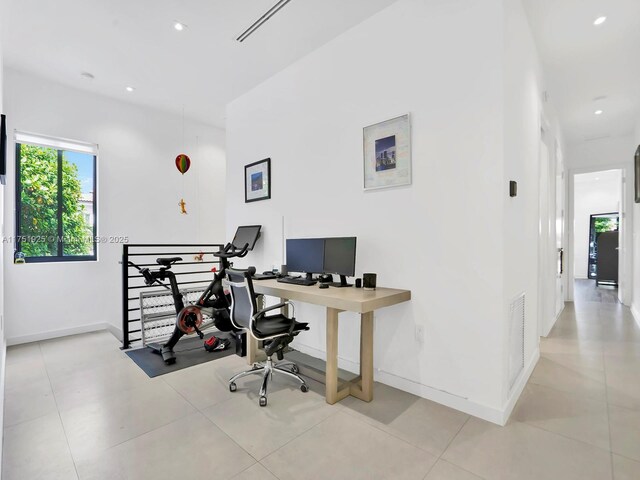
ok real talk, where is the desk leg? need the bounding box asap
[246,294,264,365]
[280,297,289,317]
[326,307,349,404]
[246,336,258,365]
[358,311,374,401]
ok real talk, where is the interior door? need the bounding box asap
[538,139,551,336]
[555,144,565,317]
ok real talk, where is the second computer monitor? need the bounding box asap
[323,237,356,287]
[323,237,357,277]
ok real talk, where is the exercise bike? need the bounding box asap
[129,225,262,364]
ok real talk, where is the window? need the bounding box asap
[15,132,97,262]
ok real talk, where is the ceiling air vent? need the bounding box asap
[236,0,293,43]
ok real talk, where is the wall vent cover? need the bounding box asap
[508,293,525,391]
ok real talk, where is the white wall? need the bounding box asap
[566,136,636,171]
[0,10,6,470]
[573,171,621,279]
[3,69,226,344]
[566,135,635,304]
[226,0,550,423]
[633,121,640,324]
[501,0,560,414]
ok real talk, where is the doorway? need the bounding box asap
[571,169,623,300]
[587,213,619,284]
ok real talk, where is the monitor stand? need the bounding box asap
[328,275,352,288]
[305,273,315,281]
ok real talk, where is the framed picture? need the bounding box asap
[635,144,640,203]
[363,114,411,190]
[245,158,271,203]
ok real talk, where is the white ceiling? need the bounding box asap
[4,0,638,140]
[523,0,640,145]
[0,0,397,127]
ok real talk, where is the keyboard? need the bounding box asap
[253,273,278,280]
[277,276,317,286]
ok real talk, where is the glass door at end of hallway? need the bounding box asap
[587,213,619,280]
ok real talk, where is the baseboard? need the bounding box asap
[374,369,508,425]
[6,322,111,346]
[541,308,562,338]
[632,304,640,329]
[105,323,123,342]
[293,342,513,426]
[499,347,540,425]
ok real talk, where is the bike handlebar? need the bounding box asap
[213,242,250,259]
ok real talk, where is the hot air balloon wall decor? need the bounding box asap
[175,153,191,215]
[175,154,191,175]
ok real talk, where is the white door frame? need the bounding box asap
[566,163,632,305]
[538,120,557,337]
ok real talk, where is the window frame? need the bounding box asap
[15,141,98,263]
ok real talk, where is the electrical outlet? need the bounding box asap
[415,325,424,345]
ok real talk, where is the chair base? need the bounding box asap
[228,357,308,406]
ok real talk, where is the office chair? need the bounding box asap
[224,267,309,406]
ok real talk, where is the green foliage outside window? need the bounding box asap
[593,217,618,234]
[18,144,93,257]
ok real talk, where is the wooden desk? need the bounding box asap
[251,280,411,404]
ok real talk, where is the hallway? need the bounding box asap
[509,279,640,478]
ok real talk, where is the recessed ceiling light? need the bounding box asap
[593,16,607,26]
[126,86,135,92]
[173,21,186,31]
[594,110,603,115]
[80,72,95,80]
[595,177,600,181]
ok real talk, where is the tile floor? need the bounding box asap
[3,280,640,479]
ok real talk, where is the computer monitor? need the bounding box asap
[323,237,357,287]
[0,114,6,185]
[286,238,325,279]
[231,225,261,251]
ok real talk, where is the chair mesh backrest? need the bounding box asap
[226,268,257,330]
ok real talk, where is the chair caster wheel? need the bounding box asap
[229,383,237,392]
[259,396,267,407]
[300,384,309,393]
[291,365,299,374]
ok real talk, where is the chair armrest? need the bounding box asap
[254,301,295,321]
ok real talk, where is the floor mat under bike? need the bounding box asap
[125,335,236,377]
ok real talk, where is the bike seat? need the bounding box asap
[156,257,182,267]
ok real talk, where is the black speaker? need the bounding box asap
[355,278,362,288]
[363,273,377,290]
